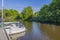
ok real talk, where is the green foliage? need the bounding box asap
[0,0,60,24]
[21,6,33,20]
[35,0,60,24]
[15,14,21,21]
[0,9,19,22]
[0,10,2,17]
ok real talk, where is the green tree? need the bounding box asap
[15,15,21,21]
[21,6,33,20]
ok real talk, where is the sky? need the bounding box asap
[0,0,2,9]
[0,0,52,13]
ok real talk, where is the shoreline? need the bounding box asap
[25,20,60,25]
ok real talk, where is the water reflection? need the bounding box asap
[32,22,41,40]
[39,23,60,40]
[22,21,32,32]
[17,22,60,40]
[18,22,42,40]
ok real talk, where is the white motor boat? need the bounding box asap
[4,22,26,35]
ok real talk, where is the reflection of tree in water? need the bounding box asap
[38,23,60,40]
[21,21,32,32]
[19,21,33,40]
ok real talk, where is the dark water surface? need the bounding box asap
[17,22,60,40]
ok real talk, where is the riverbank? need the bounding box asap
[25,19,60,25]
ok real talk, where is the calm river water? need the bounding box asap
[17,22,60,40]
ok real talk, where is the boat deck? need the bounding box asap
[0,28,10,40]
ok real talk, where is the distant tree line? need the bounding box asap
[0,9,20,22]
[37,0,60,24]
[0,0,60,24]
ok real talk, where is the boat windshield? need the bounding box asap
[4,22,23,28]
[16,23,23,28]
[4,24,13,27]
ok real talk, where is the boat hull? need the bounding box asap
[9,32,26,40]
[5,27,26,35]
